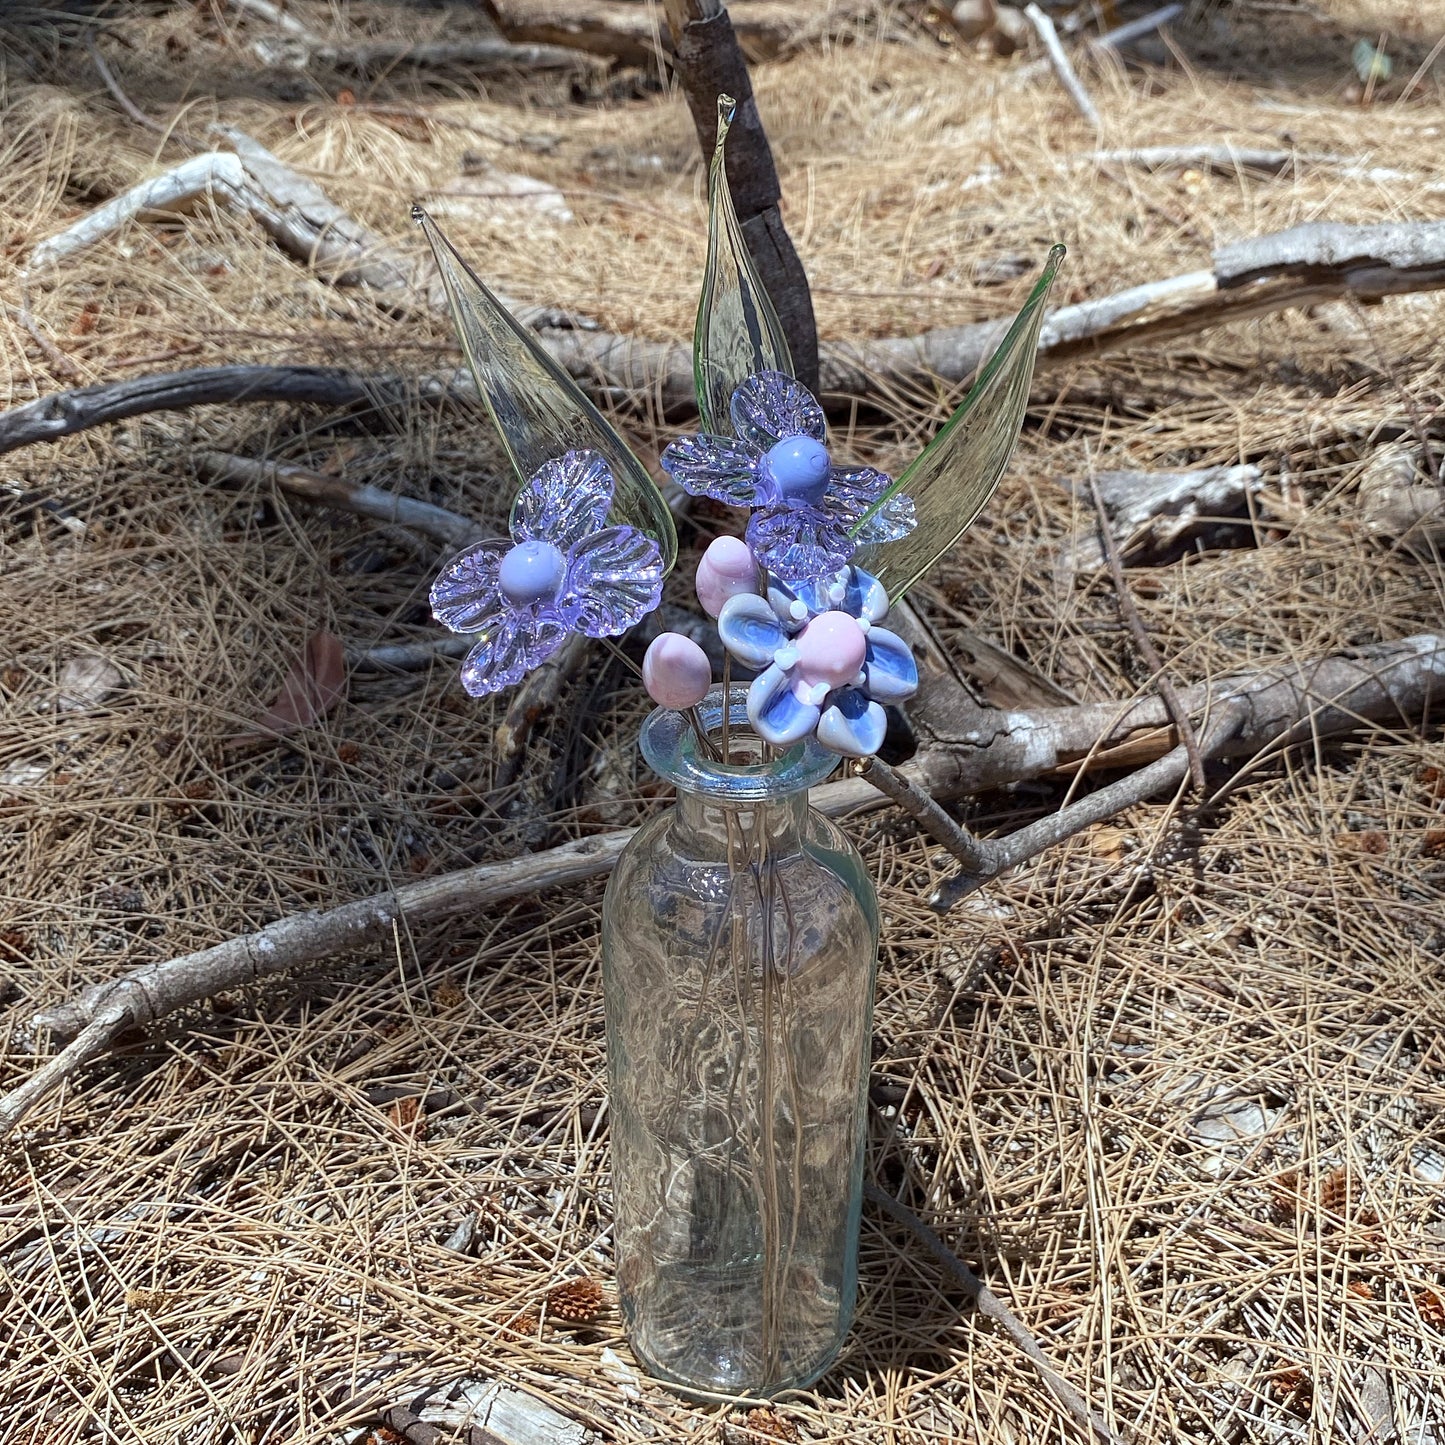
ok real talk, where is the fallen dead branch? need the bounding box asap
[228,0,592,74]
[482,0,663,69]
[196,450,484,549]
[5,632,1438,1137]
[485,0,838,69]
[10,218,1445,452]
[1358,442,1445,556]
[1023,3,1100,126]
[551,217,1445,404]
[371,1378,597,1444]
[928,700,1246,909]
[277,36,594,73]
[0,364,450,457]
[493,635,596,790]
[24,130,572,327]
[1054,463,1264,576]
[21,140,1445,420]
[28,131,420,293]
[1089,2,1182,53]
[1078,144,1419,183]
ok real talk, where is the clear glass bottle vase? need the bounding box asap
[601,688,880,1396]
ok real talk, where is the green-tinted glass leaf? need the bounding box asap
[414,204,677,571]
[854,244,1065,600]
[693,94,793,433]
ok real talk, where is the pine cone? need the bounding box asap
[743,1408,801,1442]
[545,1276,606,1323]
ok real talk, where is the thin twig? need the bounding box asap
[856,756,993,873]
[347,637,468,671]
[1087,470,1206,791]
[864,1182,1124,1444]
[85,33,172,138]
[494,635,596,788]
[1090,2,1181,53]
[1024,4,1101,126]
[930,700,1247,910]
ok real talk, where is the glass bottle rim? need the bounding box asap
[639,685,839,802]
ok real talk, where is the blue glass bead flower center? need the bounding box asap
[763,435,830,504]
[498,539,567,606]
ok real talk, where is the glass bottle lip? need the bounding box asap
[639,685,839,802]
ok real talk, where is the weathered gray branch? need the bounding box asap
[1024,3,1100,126]
[196,451,484,549]
[17,178,1445,441]
[0,365,450,457]
[484,0,825,68]
[5,633,1438,1136]
[1054,463,1264,576]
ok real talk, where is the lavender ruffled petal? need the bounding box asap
[512,450,614,550]
[660,434,762,506]
[564,525,664,637]
[816,687,887,758]
[459,611,525,696]
[747,502,856,584]
[730,371,826,451]
[747,663,821,747]
[822,465,892,523]
[853,492,917,546]
[430,539,511,634]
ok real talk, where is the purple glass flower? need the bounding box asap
[715,564,918,757]
[430,450,663,697]
[660,371,915,584]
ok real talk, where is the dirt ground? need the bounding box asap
[2,1,1444,1441]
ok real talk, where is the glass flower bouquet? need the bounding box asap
[417,98,1062,1398]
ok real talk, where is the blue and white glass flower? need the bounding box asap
[431,449,663,697]
[661,371,916,584]
[715,564,918,757]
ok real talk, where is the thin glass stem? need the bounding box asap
[597,635,644,680]
[720,654,732,763]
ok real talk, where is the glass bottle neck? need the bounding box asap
[671,785,810,861]
[639,687,839,862]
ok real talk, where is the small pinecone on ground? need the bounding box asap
[743,1407,801,1442]
[1319,1165,1350,1217]
[545,1276,606,1323]
[500,1311,539,1340]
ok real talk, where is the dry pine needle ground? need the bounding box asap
[1,1,1443,1441]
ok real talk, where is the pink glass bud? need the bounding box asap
[695,534,760,618]
[643,632,713,710]
[793,611,866,694]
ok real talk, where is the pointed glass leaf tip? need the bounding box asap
[852,243,1066,600]
[692,92,793,434]
[414,204,677,572]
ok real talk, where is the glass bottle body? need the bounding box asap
[601,693,879,1396]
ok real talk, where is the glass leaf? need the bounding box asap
[852,244,1065,600]
[693,94,793,434]
[414,204,677,572]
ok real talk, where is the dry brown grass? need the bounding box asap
[2,1,1444,1440]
